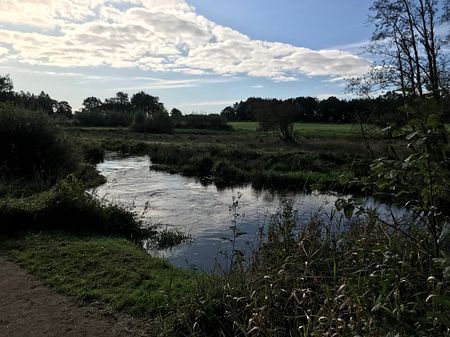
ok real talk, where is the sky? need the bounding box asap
[0,0,376,112]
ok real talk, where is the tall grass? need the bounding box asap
[173,202,450,336]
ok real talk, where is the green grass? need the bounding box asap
[230,121,381,138]
[66,125,393,193]
[2,232,194,317]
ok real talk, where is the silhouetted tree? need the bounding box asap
[0,74,13,102]
[55,101,73,119]
[82,97,102,112]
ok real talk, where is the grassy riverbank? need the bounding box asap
[67,124,394,192]
[0,232,194,332]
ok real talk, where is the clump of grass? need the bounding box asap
[0,176,147,240]
[78,140,105,164]
[150,226,191,249]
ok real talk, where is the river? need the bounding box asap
[94,153,409,271]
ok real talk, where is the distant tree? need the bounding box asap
[82,97,102,112]
[170,108,183,127]
[170,108,183,118]
[37,91,56,115]
[55,101,73,119]
[253,99,297,142]
[131,108,173,133]
[131,91,163,114]
[220,106,237,121]
[0,74,13,102]
[293,97,319,122]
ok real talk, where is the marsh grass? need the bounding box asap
[67,125,398,194]
[174,202,450,337]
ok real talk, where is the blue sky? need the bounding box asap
[0,0,375,112]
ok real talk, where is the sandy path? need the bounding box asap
[0,257,148,337]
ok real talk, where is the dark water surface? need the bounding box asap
[95,153,408,271]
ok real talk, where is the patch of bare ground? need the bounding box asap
[0,256,154,337]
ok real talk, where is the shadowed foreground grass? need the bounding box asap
[2,232,194,317]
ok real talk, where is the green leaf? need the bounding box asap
[343,204,354,219]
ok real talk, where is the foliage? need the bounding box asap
[0,176,148,239]
[0,103,80,183]
[74,91,170,128]
[174,114,230,130]
[130,109,174,133]
[176,202,450,337]
[74,108,134,127]
[150,226,191,249]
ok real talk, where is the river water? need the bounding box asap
[94,153,408,271]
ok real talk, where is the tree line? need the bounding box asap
[0,74,73,120]
[0,75,229,133]
[220,95,411,125]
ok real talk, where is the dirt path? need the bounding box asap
[0,257,149,337]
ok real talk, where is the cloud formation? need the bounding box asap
[0,0,370,81]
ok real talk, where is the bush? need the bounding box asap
[74,109,133,127]
[0,103,80,182]
[130,110,174,133]
[175,114,230,130]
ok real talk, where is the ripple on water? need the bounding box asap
[94,154,411,272]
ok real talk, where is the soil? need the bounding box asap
[0,256,153,337]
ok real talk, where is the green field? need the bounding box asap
[230,121,381,138]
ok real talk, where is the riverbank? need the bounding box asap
[0,255,146,337]
[0,231,195,336]
[67,124,397,193]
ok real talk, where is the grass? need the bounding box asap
[173,203,450,337]
[230,121,382,138]
[67,124,393,193]
[1,231,195,317]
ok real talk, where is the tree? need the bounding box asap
[37,91,56,115]
[254,99,297,142]
[82,97,102,112]
[343,0,450,259]
[55,101,73,119]
[131,91,163,115]
[368,0,449,100]
[170,108,183,118]
[0,74,13,102]
[220,106,237,121]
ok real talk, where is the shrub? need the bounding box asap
[175,114,230,130]
[130,110,174,133]
[0,103,80,182]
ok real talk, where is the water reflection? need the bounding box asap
[94,153,409,271]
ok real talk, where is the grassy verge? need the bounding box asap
[1,232,194,318]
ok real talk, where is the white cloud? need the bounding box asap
[114,76,238,91]
[0,0,370,81]
[0,46,9,57]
